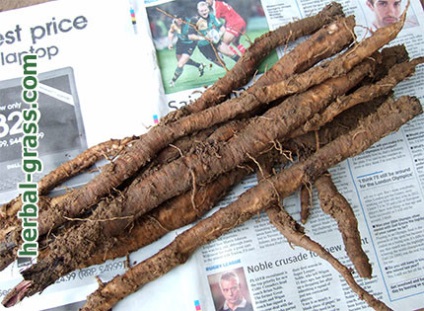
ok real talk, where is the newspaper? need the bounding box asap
[1,0,424,310]
[0,0,163,310]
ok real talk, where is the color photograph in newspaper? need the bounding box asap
[145,0,275,94]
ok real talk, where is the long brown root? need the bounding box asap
[0,14,356,261]
[266,206,391,310]
[17,60,374,298]
[290,56,424,137]
[76,95,421,311]
[80,166,251,267]
[314,172,372,278]
[259,11,407,104]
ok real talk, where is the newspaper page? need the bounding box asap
[138,0,424,310]
[0,0,163,310]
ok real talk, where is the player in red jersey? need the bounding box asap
[205,0,247,55]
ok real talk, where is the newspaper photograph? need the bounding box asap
[145,0,274,93]
[0,67,88,206]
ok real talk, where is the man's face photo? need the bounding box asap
[366,0,402,28]
[198,3,210,18]
[220,277,242,305]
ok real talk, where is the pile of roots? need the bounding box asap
[1,2,423,310]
